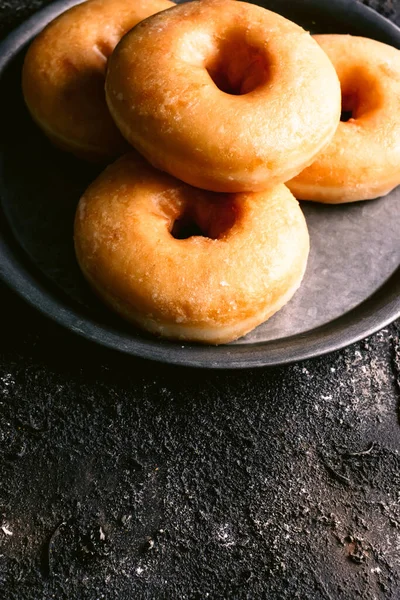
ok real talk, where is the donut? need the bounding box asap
[74,153,310,344]
[22,0,174,161]
[105,0,341,193]
[287,35,400,203]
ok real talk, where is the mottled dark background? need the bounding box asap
[1,0,400,598]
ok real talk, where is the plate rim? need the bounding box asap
[0,0,399,369]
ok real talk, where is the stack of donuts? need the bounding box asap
[22,0,400,344]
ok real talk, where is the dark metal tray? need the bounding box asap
[0,0,399,368]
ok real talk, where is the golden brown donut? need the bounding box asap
[287,35,400,203]
[74,153,310,344]
[22,0,174,161]
[105,0,341,192]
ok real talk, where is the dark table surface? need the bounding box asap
[1,0,400,598]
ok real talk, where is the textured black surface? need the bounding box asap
[1,0,400,598]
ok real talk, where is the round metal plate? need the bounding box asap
[0,0,399,368]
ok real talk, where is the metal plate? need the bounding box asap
[0,0,399,368]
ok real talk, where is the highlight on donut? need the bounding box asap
[287,35,400,203]
[105,0,341,192]
[74,153,310,345]
[22,0,175,162]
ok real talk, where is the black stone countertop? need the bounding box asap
[1,0,400,598]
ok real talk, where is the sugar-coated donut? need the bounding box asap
[105,0,341,193]
[288,35,400,203]
[74,153,310,344]
[22,0,174,161]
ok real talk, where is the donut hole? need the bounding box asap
[340,110,353,122]
[206,34,268,95]
[340,69,385,123]
[171,217,206,240]
[171,200,237,240]
[341,92,357,122]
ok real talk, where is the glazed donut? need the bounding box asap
[105,0,341,193]
[287,35,400,203]
[22,0,174,161]
[74,153,310,344]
